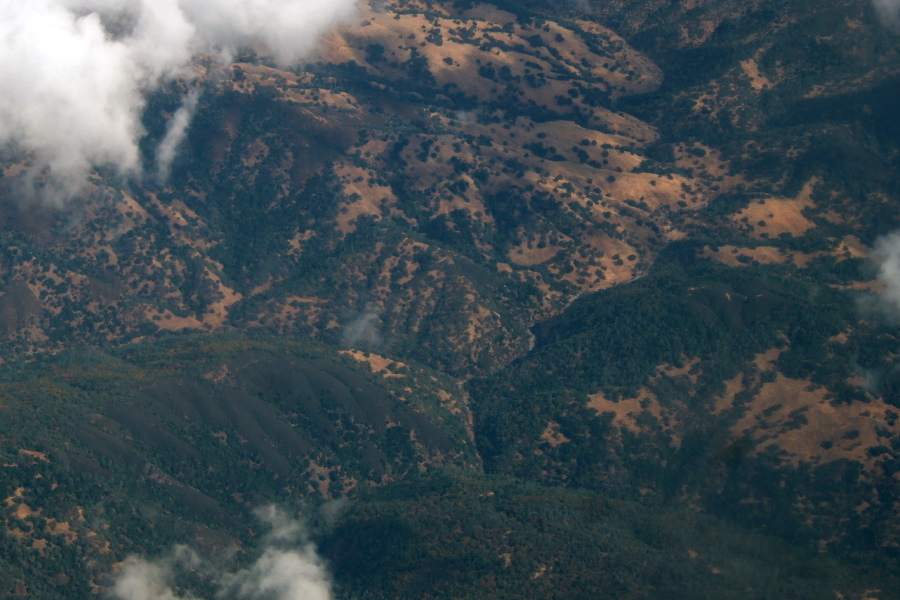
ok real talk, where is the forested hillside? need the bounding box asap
[1,0,899,597]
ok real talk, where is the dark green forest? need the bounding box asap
[1,335,898,598]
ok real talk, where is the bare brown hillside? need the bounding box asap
[0,0,723,373]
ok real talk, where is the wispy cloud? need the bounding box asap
[111,545,201,600]
[870,230,900,317]
[0,0,358,200]
[111,506,332,600]
[874,0,900,32]
[342,304,382,349]
[155,88,201,184]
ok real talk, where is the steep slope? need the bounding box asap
[471,260,900,557]
[0,335,474,596]
[0,0,755,374]
[1,335,895,599]
[1,0,900,597]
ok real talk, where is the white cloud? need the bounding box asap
[156,88,201,183]
[223,506,333,600]
[110,507,332,600]
[225,547,332,600]
[874,0,900,32]
[873,230,900,316]
[111,546,200,600]
[0,0,358,200]
[178,0,358,67]
[342,305,382,349]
